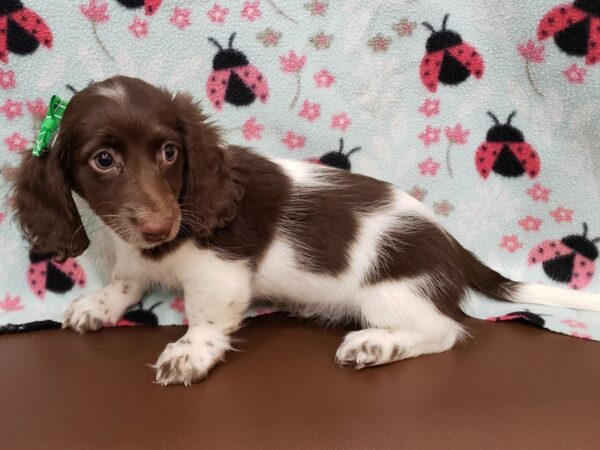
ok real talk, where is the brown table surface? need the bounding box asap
[1,314,599,450]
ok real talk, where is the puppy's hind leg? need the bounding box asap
[335,278,466,369]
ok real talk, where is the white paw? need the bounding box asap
[63,293,117,333]
[153,329,229,386]
[335,329,401,370]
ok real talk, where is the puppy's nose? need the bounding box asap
[140,217,173,242]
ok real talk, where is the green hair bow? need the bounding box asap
[32,95,69,157]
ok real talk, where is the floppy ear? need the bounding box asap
[172,93,243,236]
[11,137,89,260]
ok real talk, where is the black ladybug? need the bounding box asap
[206,33,269,110]
[319,138,361,171]
[27,251,86,299]
[530,223,600,290]
[121,301,161,326]
[0,0,53,63]
[475,111,541,179]
[538,0,600,65]
[420,14,485,92]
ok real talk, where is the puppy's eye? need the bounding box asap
[162,144,178,163]
[93,151,115,171]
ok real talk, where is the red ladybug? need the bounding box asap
[537,0,600,65]
[420,14,484,93]
[475,111,541,179]
[206,33,269,110]
[529,223,599,290]
[0,0,53,64]
[26,252,86,299]
[487,311,546,328]
[115,0,162,16]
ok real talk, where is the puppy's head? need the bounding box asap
[12,76,242,259]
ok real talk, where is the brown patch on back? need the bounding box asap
[364,216,520,320]
[282,169,393,275]
[197,147,291,267]
[363,216,466,320]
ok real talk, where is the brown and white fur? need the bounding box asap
[12,76,600,386]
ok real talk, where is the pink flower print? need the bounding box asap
[280,51,306,109]
[444,124,469,177]
[562,319,587,329]
[331,112,351,131]
[4,132,28,152]
[518,40,545,96]
[304,0,328,16]
[526,183,551,202]
[26,98,48,119]
[0,212,4,224]
[518,215,542,232]
[80,0,109,23]
[563,63,587,84]
[314,69,334,88]
[81,1,114,61]
[550,206,573,223]
[207,3,229,24]
[298,100,321,122]
[282,131,306,150]
[0,99,23,120]
[571,332,592,339]
[500,235,523,253]
[433,200,454,217]
[241,1,262,22]
[393,19,417,37]
[280,50,306,73]
[170,7,191,29]
[129,16,149,38]
[418,125,440,146]
[0,69,16,90]
[170,297,185,313]
[418,157,440,176]
[0,294,24,312]
[418,98,440,117]
[408,186,428,202]
[518,40,545,63]
[445,124,470,144]
[243,117,264,140]
[257,27,281,47]
[368,33,391,52]
[309,32,333,50]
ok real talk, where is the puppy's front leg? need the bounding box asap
[154,258,252,386]
[63,275,145,333]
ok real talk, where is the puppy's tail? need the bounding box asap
[459,244,600,312]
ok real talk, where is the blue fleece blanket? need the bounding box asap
[1,0,600,340]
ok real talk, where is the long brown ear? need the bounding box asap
[172,93,243,236]
[11,139,89,260]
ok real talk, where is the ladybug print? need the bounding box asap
[115,0,162,16]
[206,33,269,110]
[117,302,161,326]
[529,223,599,290]
[420,14,484,93]
[318,138,361,171]
[475,111,541,179]
[487,311,546,328]
[0,0,53,64]
[26,252,86,299]
[537,0,600,65]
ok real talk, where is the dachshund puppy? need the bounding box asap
[12,76,600,385]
